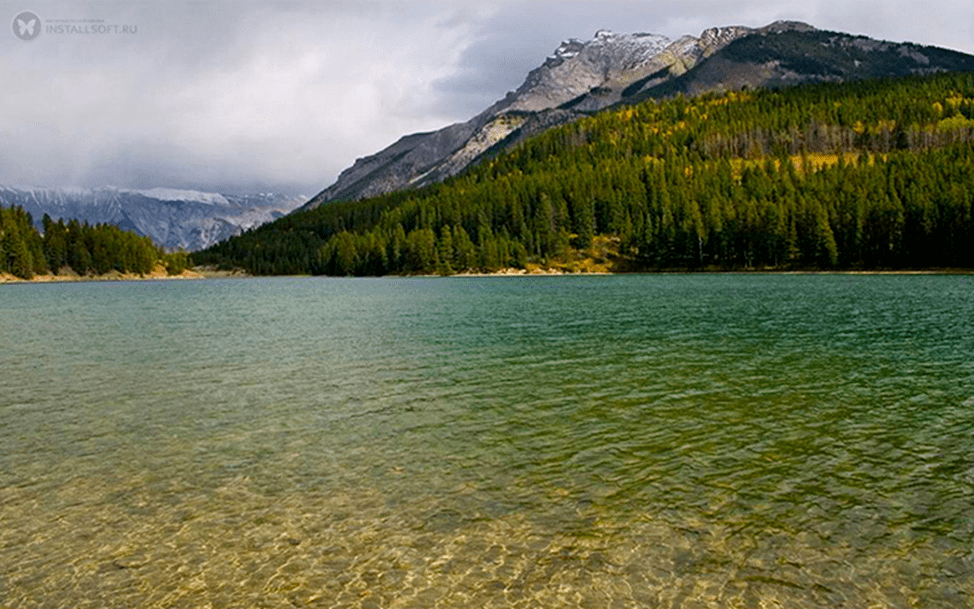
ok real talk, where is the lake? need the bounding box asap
[1,274,973,608]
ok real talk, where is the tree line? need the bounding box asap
[194,72,974,275]
[0,205,182,279]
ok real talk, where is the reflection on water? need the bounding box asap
[1,275,973,607]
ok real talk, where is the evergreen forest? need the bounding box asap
[199,72,974,275]
[0,206,183,279]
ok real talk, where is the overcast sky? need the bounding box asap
[1,1,971,196]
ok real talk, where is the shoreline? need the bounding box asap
[4,266,972,284]
[0,265,249,285]
[451,266,974,277]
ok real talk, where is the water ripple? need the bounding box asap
[1,275,973,607]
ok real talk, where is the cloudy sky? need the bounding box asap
[1,1,970,196]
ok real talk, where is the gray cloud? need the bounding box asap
[1,1,971,196]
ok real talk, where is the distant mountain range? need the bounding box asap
[302,20,974,209]
[0,186,306,251]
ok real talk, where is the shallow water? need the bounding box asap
[1,275,973,608]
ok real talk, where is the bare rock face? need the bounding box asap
[563,25,758,112]
[506,30,673,112]
[303,19,974,209]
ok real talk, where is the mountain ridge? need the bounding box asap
[0,185,307,251]
[302,21,974,210]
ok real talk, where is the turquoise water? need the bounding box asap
[1,275,973,608]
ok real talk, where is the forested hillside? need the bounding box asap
[0,206,187,279]
[195,72,974,275]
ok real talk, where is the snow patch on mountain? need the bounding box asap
[135,187,233,206]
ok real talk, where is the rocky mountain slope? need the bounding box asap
[303,21,974,209]
[0,186,306,251]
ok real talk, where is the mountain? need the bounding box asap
[300,24,746,208]
[302,21,974,209]
[196,70,974,276]
[0,186,307,251]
